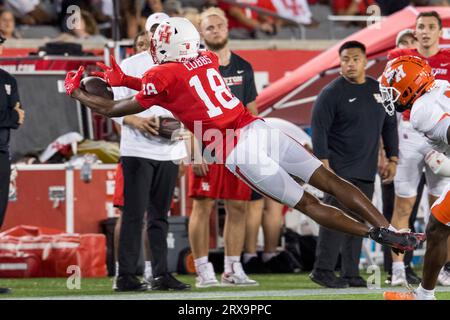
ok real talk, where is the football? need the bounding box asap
[80,76,114,100]
[158,116,182,140]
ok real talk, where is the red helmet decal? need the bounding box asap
[159,25,172,44]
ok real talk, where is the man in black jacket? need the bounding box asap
[310,41,398,288]
[0,35,25,294]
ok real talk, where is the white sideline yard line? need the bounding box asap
[7,287,450,300]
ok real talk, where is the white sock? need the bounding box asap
[416,283,435,299]
[388,224,398,232]
[243,253,257,264]
[392,261,405,271]
[115,261,119,277]
[262,252,277,263]
[144,261,152,278]
[224,256,241,274]
[194,256,209,273]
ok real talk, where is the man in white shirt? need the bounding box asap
[111,12,190,292]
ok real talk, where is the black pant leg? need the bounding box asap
[0,152,10,229]
[147,160,179,277]
[381,182,395,273]
[403,173,425,266]
[118,157,153,276]
[313,194,346,272]
[341,180,374,278]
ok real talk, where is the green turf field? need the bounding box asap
[0,273,449,300]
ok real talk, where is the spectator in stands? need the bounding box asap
[60,0,109,27]
[56,10,106,41]
[310,41,398,288]
[164,0,184,16]
[218,0,275,39]
[0,9,19,39]
[331,0,375,16]
[0,34,25,294]
[141,0,164,30]
[4,0,53,25]
[119,0,139,39]
[181,0,208,11]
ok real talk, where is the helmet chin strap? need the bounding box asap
[395,80,431,113]
[394,102,410,113]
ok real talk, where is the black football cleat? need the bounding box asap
[368,227,426,252]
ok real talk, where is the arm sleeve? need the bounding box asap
[0,109,19,129]
[311,88,336,159]
[0,77,20,129]
[381,112,399,158]
[243,63,257,106]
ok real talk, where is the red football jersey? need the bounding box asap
[134,50,257,159]
[387,48,450,120]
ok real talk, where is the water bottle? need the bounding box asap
[80,154,95,183]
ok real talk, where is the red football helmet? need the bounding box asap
[379,55,435,116]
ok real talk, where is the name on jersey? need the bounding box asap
[433,67,448,76]
[223,76,243,87]
[184,56,213,71]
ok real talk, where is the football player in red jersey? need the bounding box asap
[65,17,425,256]
[386,11,450,286]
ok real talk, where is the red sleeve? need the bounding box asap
[331,0,350,13]
[134,68,168,109]
[387,48,417,60]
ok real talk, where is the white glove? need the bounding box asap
[425,150,450,177]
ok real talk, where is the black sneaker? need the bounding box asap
[368,227,426,252]
[309,269,349,288]
[114,275,148,292]
[243,256,269,274]
[150,273,191,291]
[264,252,301,273]
[0,287,11,294]
[405,266,421,284]
[342,276,367,287]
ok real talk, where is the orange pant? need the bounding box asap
[431,184,450,227]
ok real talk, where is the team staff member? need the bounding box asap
[387,11,450,287]
[310,41,398,288]
[111,26,153,287]
[106,13,190,292]
[188,7,260,288]
[0,34,25,294]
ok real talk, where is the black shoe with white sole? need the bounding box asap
[114,275,148,292]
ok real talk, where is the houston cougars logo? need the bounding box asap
[159,25,172,44]
[384,65,407,84]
